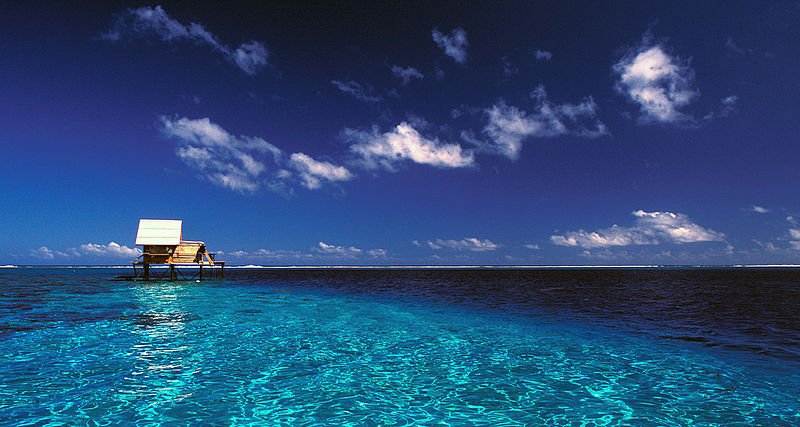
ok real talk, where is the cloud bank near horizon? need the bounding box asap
[551,210,725,249]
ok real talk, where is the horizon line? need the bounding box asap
[3,264,800,269]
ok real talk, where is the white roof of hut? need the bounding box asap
[135,219,182,246]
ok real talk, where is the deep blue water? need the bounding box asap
[1,267,799,425]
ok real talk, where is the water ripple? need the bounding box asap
[0,268,798,424]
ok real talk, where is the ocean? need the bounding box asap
[1,267,798,425]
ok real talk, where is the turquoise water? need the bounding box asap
[1,269,799,425]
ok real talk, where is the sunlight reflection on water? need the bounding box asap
[0,270,799,425]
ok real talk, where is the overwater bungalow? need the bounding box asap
[132,219,224,281]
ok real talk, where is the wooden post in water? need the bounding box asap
[170,265,175,281]
[199,264,204,281]
[144,263,150,281]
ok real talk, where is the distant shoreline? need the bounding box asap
[3,264,800,270]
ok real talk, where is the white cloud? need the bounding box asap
[391,66,424,85]
[534,49,552,61]
[524,243,540,250]
[367,248,388,257]
[252,248,315,260]
[432,28,469,64]
[701,95,739,121]
[482,85,607,159]
[551,210,724,249]
[289,153,353,189]
[161,117,282,159]
[102,6,268,75]
[747,218,800,255]
[427,237,500,252]
[223,243,387,261]
[318,242,386,258]
[750,205,770,214]
[721,95,738,111]
[346,122,475,170]
[612,38,698,124]
[632,210,724,243]
[31,246,58,260]
[790,229,800,251]
[161,116,350,193]
[330,80,382,103]
[161,116,283,192]
[232,41,269,75]
[222,248,313,261]
[79,242,141,258]
[552,225,654,248]
[29,242,140,260]
[318,241,362,257]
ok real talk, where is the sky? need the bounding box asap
[2,1,800,265]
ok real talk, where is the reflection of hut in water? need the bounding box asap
[132,219,224,281]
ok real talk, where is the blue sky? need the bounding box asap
[2,1,800,265]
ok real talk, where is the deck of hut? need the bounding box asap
[132,219,224,281]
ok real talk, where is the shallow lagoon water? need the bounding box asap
[1,268,799,425]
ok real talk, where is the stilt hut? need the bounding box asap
[132,219,224,281]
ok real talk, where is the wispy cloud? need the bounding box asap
[30,246,62,260]
[612,35,699,124]
[551,210,724,249]
[702,95,739,121]
[102,6,268,75]
[534,49,552,61]
[225,248,315,261]
[318,242,387,258]
[725,37,753,56]
[501,57,519,76]
[345,122,475,171]
[331,80,382,103]
[289,153,354,189]
[391,66,424,85]
[480,85,607,159]
[746,218,800,255]
[789,229,800,250]
[160,116,282,192]
[427,237,500,252]
[367,248,388,257]
[750,205,770,214]
[450,104,481,119]
[250,249,313,260]
[223,243,388,262]
[160,116,350,192]
[318,241,363,257]
[231,42,269,75]
[432,28,469,64]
